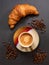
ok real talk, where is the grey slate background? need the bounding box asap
[0,0,49,65]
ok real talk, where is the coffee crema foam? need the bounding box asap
[20,33,33,46]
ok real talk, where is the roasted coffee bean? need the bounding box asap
[37,48,42,52]
[28,19,46,32]
[2,42,18,60]
[33,49,47,64]
[33,53,46,63]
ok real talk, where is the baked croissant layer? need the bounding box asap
[8,4,39,29]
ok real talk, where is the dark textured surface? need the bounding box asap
[0,0,49,65]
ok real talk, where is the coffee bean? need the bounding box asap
[33,48,47,64]
[28,19,46,32]
[3,42,18,60]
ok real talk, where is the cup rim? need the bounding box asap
[18,32,33,47]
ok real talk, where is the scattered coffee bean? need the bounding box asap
[33,48,47,64]
[6,44,17,59]
[28,19,46,32]
[2,42,18,60]
[37,48,42,52]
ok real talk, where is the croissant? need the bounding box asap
[8,4,39,29]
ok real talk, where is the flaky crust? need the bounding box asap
[8,4,39,29]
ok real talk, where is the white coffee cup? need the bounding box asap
[18,32,33,47]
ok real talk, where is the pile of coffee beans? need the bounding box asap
[6,44,17,59]
[28,19,46,32]
[3,42,18,60]
[33,48,47,64]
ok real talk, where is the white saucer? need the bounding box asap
[16,29,39,52]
